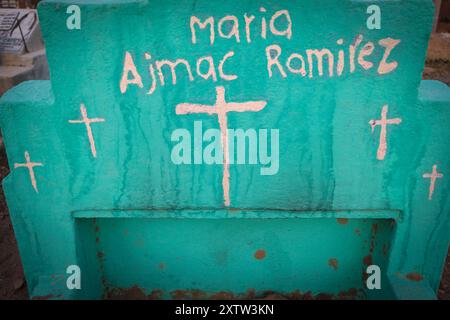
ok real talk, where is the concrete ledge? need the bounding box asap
[72,209,401,219]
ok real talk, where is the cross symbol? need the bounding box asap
[422,165,443,200]
[176,86,267,206]
[369,105,402,160]
[14,151,44,193]
[68,103,105,158]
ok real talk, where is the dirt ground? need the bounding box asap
[0,33,449,300]
[0,138,28,299]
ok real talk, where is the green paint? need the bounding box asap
[0,0,448,299]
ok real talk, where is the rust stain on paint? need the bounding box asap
[105,286,364,300]
[336,218,349,225]
[209,291,236,300]
[246,288,256,299]
[328,258,339,270]
[254,249,266,260]
[110,287,164,300]
[105,286,160,300]
[32,294,63,300]
[158,262,166,270]
[362,272,369,283]
[171,289,208,300]
[406,272,423,282]
[370,223,378,253]
[382,244,389,256]
[148,289,165,299]
[363,254,373,266]
[315,293,334,300]
[362,223,379,280]
[337,288,359,299]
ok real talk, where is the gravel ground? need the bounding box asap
[0,33,449,301]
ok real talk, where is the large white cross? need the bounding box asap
[14,151,44,193]
[176,86,267,206]
[68,103,105,158]
[422,165,443,200]
[369,105,402,160]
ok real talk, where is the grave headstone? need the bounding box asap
[0,0,449,300]
[0,9,48,95]
[0,9,42,53]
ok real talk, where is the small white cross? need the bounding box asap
[68,103,105,158]
[422,165,443,200]
[176,86,267,206]
[369,105,402,160]
[14,151,44,193]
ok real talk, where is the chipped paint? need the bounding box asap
[104,286,365,300]
[254,249,266,260]
[406,272,424,282]
[336,218,349,225]
[328,258,339,270]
